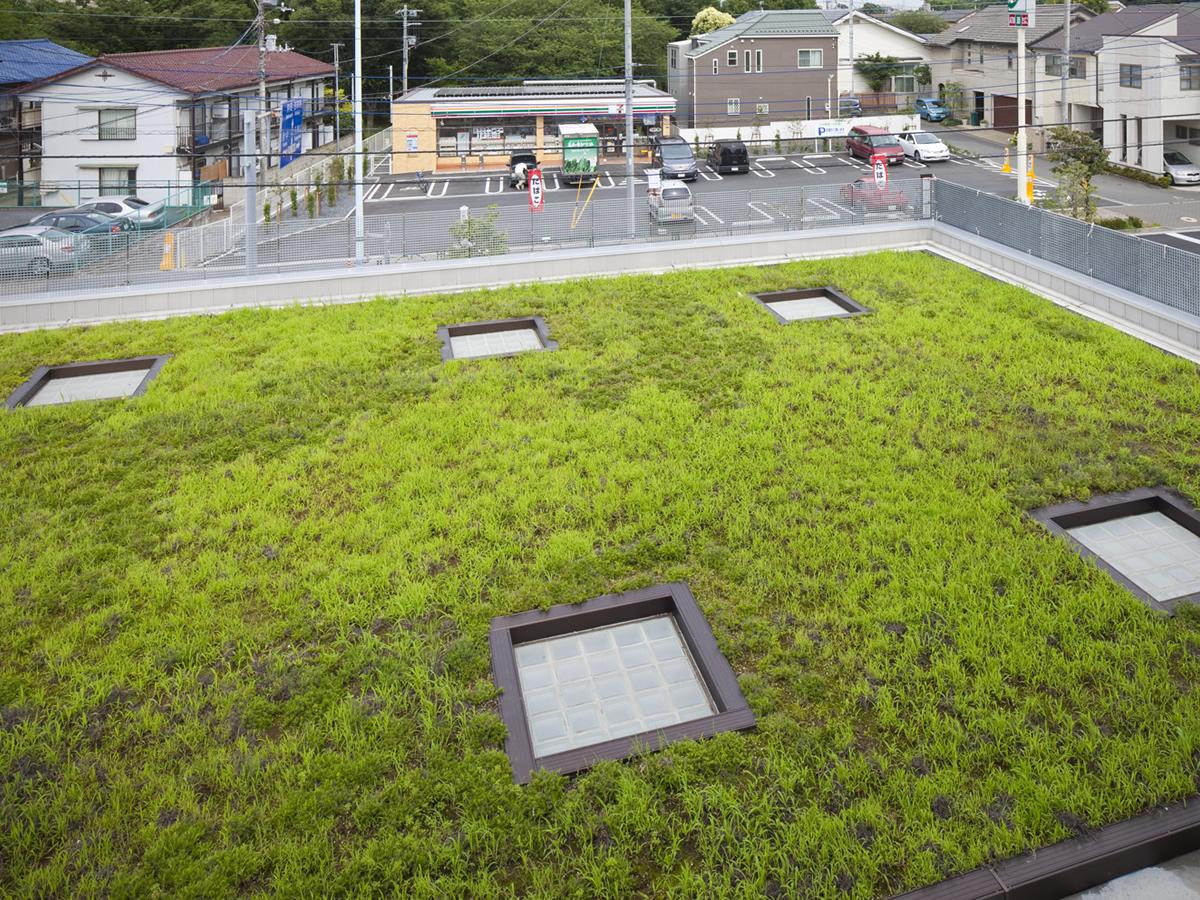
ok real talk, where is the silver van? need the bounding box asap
[648,183,695,223]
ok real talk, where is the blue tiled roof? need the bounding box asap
[0,39,92,87]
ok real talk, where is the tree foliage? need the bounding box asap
[889,10,949,35]
[854,53,903,93]
[690,6,734,35]
[1045,125,1109,221]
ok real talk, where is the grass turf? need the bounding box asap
[2,251,1200,898]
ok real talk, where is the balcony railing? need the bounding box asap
[98,125,137,141]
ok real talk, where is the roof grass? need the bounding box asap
[2,251,1200,897]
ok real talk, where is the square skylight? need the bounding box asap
[6,355,171,410]
[437,316,557,361]
[751,286,871,324]
[1033,488,1200,614]
[490,583,755,782]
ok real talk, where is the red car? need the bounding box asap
[845,125,905,165]
[840,177,910,212]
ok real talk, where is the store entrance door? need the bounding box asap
[456,131,470,155]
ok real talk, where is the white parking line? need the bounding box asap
[693,209,709,226]
[1169,232,1200,245]
[802,197,843,222]
[804,154,833,160]
[756,156,785,163]
[790,159,827,175]
[947,155,974,166]
[902,159,927,169]
[699,166,724,181]
[696,205,725,224]
[751,161,776,178]
[427,180,449,198]
[484,177,504,195]
[599,172,616,188]
[734,201,775,226]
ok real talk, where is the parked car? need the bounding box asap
[896,131,950,163]
[827,97,862,117]
[706,140,748,174]
[845,126,904,164]
[508,152,538,189]
[0,226,84,277]
[76,195,167,229]
[1163,151,1200,186]
[648,182,695,223]
[651,136,699,181]
[28,210,133,235]
[914,98,950,122]
[840,177,910,212]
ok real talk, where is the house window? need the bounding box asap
[97,108,136,140]
[1120,114,1128,161]
[796,49,822,68]
[1007,49,1014,69]
[1120,64,1142,88]
[713,59,719,75]
[806,96,812,119]
[892,64,917,93]
[744,50,751,73]
[98,167,136,195]
[670,47,678,68]
[1046,55,1087,78]
[756,102,769,115]
[727,98,740,116]
[1182,64,1200,90]
[727,50,737,67]
[755,49,763,73]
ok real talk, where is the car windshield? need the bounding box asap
[1164,152,1191,165]
[872,136,901,148]
[662,188,690,200]
[914,133,941,144]
[923,100,946,109]
[659,144,692,161]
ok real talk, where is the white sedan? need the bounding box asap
[897,131,950,163]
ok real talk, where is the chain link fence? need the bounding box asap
[932,180,1200,319]
[0,177,930,300]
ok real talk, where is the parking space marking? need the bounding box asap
[734,201,776,226]
[484,177,505,195]
[902,159,927,169]
[427,180,449,198]
[751,161,776,178]
[699,166,724,181]
[693,209,709,226]
[790,159,826,175]
[696,205,725,225]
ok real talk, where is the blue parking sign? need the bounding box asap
[280,99,304,167]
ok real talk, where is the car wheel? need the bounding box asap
[28,257,50,277]
[914,151,922,163]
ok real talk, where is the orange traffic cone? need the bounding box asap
[1002,147,1011,173]
[159,232,176,270]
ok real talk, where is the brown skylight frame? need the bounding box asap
[436,316,557,362]
[751,286,872,324]
[1031,487,1200,614]
[5,355,172,410]
[489,582,755,784]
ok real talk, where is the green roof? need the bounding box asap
[685,10,837,57]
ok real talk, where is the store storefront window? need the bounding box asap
[436,117,536,157]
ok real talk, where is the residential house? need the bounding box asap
[925,5,1090,131]
[21,45,335,205]
[1032,4,1200,176]
[818,10,932,108]
[0,40,93,198]
[666,11,838,128]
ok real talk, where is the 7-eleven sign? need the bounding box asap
[528,167,544,211]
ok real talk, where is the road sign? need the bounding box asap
[279,99,304,168]
[528,167,544,211]
[1007,0,1035,27]
[871,153,888,190]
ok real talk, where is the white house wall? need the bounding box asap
[836,16,929,96]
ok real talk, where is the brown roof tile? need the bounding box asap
[94,46,332,94]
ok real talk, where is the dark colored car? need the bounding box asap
[28,210,132,235]
[845,125,905,165]
[508,152,539,188]
[706,140,748,174]
[840,176,910,212]
[651,136,698,181]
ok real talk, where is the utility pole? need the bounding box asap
[257,0,268,178]
[847,0,854,106]
[388,64,394,132]
[398,5,421,96]
[1016,24,1029,205]
[244,109,258,271]
[623,0,634,238]
[354,0,364,261]
[332,42,343,144]
[1060,1,1071,127]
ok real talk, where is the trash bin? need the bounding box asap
[969,111,983,126]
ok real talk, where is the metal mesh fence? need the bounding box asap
[932,180,1200,319]
[0,178,929,301]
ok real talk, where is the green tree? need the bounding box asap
[1045,125,1109,221]
[913,63,933,88]
[449,204,508,257]
[854,53,904,93]
[889,10,949,35]
[690,6,733,35]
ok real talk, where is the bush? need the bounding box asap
[289,187,298,217]
[448,204,508,258]
[943,117,963,127]
[305,190,315,219]
[263,201,271,224]
[1104,163,1172,188]
[1095,214,1146,231]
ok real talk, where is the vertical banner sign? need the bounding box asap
[1007,0,1035,27]
[279,99,305,168]
[527,167,544,211]
[871,153,888,190]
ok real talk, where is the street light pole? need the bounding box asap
[353,0,364,260]
[399,6,421,96]
[623,0,635,238]
[257,0,268,176]
[1060,1,1071,127]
